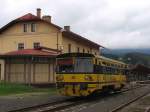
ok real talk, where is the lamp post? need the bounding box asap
[127,57,134,81]
[118,57,122,61]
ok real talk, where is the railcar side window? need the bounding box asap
[116,69,118,74]
[94,65,103,74]
[106,67,111,74]
[57,65,74,73]
[102,66,106,73]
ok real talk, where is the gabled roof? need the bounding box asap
[18,13,41,21]
[0,12,103,48]
[62,31,104,48]
[0,13,62,34]
[0,47,59,58]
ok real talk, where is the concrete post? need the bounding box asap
[0,60,5,81]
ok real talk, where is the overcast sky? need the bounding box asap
[0,0,150,49]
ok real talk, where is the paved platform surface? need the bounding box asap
[0,92,67,112]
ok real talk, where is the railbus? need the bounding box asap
[56,53,128,96]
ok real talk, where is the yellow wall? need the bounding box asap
[0,21,62,53]
[0,20,99,54]
[62,36,100,56]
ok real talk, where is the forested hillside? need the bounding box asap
[102,52,150,66]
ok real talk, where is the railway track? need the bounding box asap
[110,91,150,112]
[8,97,87,112]
[145,107,150,112]
[8,98,77,112]
[8,85,145,112]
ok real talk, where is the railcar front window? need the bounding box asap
[74,58,93,73]
[56,58,93,73]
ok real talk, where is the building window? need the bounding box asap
[18,43,24,50]
[34,42,40,49]
[68,44,71,53]
[83,48,85,53]
[95,52,97,55]
[23,24,28,32]
[31,23,36,32]
[77,47,80,53]
[95,59,97,65]
[90,48,92,53]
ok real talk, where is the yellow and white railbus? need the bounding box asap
[56,53,128,96]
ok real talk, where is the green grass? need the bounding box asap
[0,82,57,96]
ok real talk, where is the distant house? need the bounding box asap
[0,9,102,84]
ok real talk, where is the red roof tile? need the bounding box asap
[17,13,41,21]
[1,49,58,57]
[62,31,103,48]
[0,13,62,34]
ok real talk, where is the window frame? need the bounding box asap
[83,48,85,53]
[77,47,80,53]
[68,44,71,53]
[18,43,24,50]
[33,42,40,49]
[23,24,28,32]
[31,23,36,32]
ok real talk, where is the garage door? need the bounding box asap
[34,64,49,83]
[9,64,25,83]
[0,64,2,80]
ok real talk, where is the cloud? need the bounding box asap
[0,0,150,49]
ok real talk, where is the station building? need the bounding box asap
[0,9,102,84]
[128,64,150,81]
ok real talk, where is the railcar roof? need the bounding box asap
[98,56,126,65]
[57,53,127,65]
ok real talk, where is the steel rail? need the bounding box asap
[110,91,150,112]
[8,98,75,112]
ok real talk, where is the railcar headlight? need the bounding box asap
[84,75,92,81]
[56,75,64,81]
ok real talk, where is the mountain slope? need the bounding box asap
[123,52,150,66]
[102,52,150,66]
[101,49,150,55]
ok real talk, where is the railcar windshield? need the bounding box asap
[56,57,93,73]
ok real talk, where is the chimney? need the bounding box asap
[37,8,41,18]
[64,26,70,31]
[42,15,51,23]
